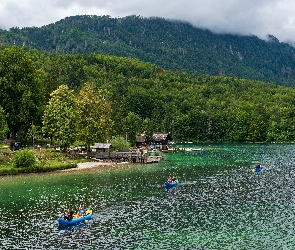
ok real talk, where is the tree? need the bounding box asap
[76,83,113,150]
[122,112,142,146]
[42,85,77,149]
[0,106,8,140]
[0,46,45,138]
[110,136,130,152]
[27,122,41,147]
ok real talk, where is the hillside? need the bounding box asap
[2,47,295,143]
[1,15,295,87]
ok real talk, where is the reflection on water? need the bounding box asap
[1,143,295,249]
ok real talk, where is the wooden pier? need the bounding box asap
[86,150,164,164]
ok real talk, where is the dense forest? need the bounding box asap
[1,46,295,146]
[1,15,295,87]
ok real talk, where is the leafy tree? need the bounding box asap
[0,46,44,138]
[0,106,8,140]
[76,83,113,150]
[27,122,41,147]
[110,135,130,152]
[122,112,142,146]
[141,118,154,142]
[42,85,77,149]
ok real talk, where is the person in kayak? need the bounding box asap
[63,208,74,221]
[76,204,87,217]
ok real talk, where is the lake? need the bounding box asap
[1,143,295,249]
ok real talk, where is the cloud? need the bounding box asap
[1,0,295,43]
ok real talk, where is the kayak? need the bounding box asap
[57,210,92,226]
[165,181,179,187]
[252,168,262,173]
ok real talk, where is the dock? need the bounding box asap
[86,150,164,164]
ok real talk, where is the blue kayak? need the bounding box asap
[252,168,262,173]
[165,181,179,187]
[57,210,92,226]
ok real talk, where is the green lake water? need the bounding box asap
[1,143,295,249]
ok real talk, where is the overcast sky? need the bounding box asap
[1,0,295,43]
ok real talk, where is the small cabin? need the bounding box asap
[92,143,112,152]
[152,133,172,150]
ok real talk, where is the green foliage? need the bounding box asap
[1,15,295,87]
[76,83,113,149]
[110,136,130,152]
[0,148,78,175]
[1,44,295,144]
[0,106,8,140]
[13,150,36,168]
[27,123,42,147]
[122,112,142,146]
[0,46,45,138]
[42,85,78,148]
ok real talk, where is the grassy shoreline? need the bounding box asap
[0,144,139,176]
[0,144,87,175]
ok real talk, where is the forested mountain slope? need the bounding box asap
[2,47,295,143]
[1,15,295,87]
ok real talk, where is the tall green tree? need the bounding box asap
[0,106,8,140]
[76,83,113,150]
[0,46,44,138]
[122,112,142,146]
[42,85,77,148]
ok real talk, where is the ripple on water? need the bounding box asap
[1,143,295,248]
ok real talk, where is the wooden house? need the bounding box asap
[92,143,112,152]
[152,133,172,149]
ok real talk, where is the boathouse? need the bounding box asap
[92,143,112,152]
[152,133,172,150]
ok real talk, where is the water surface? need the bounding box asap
[1,143,295,249]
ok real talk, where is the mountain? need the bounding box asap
[1,15,295,87]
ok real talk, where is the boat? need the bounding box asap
[165,180,179,187]
[252,167,262,173]
[57,209,93,226]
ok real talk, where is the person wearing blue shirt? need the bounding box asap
[77,203,87,217]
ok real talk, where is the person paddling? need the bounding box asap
[252,163,262,173]
[76,203,87,217]
[63,207,74,221]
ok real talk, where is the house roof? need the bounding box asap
[152,133,172,141]
[93,143,112,149]
[136,136,146,143]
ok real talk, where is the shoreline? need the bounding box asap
[61,161,134,172]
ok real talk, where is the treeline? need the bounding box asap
[1,46,295,147]
[1,15,295,87]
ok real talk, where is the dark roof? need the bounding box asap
[136,136,146,143]
[152,133,172,141]
[93,143,112,149]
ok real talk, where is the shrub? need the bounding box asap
[110,136,130,152]
[13,150,36,168]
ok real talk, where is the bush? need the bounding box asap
[110,136,130,152]
[13,150,36,168]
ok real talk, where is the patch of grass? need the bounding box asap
[0,144,80,175]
